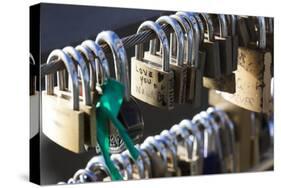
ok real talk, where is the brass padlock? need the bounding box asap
[131,20,175,110]
[200,13,222,79]
[144,16,187,104]
[42,49,85,153]
[222,17,273,115]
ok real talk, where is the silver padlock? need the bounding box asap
[131,20,175,109]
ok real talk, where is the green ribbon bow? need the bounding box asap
[96,78,139,180]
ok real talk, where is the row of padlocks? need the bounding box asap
[39,11,273,182]
[59,107,238,183]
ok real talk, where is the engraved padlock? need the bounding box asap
[95,31,144,154]
[42,49,86,153]
[222,16,273,115]
[131,20,175,110]
[199,13,222,79]
[144,16,187,104]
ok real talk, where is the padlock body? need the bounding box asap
[144,52,187,104]
[131,57,174,110]
[42,93,85,153]
[222,47,272,113]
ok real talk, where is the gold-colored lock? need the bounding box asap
[145,16,188,104]
[42,49,85,153]
[221,17,273,115]
[131,20,175,110]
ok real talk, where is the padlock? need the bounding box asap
[122,149,145,179]
[212,14,233,75]
[86,156,112,181]
[222,17,273,115]
[199,111,226,173]
[228,15,239,71]
[207,107,237,172]
[141,137,168,177]
[95,31,144,154]
[202,14,236,93]
[191,12,207,107]
[131,21,174,109]
[199,111,224,173]
[136,145,152,178]
[169,124,193,176]
[174,12,198,102]
[42,49,86,153]
[178,119,204,175]
[61,46,97,149]
[144,16,187,104]
[192,114,222,174]
[111,154,133,180]
[237,16,250,47]
[154,134,178,176]
[199,13,222,79]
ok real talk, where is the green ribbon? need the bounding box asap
[96,78,139,180]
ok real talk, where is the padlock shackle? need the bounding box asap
[179,119,203,158]
[171,14,193,65]
[75,45,97,94]
[154,134,178,169]
[193,13,205,45]
[96,31,130,101]
[217,14,228,37]
[136,21,170,72]
[86,156,111,179]
[156,16,185,66]
[63,46,92,106]
[257,16,266,49]
[230,15,237,36]
[81,40,110,89]
[176,12,200,68]
[199,111,225,167]
[200,13,215,42]
[46,49,80,111]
